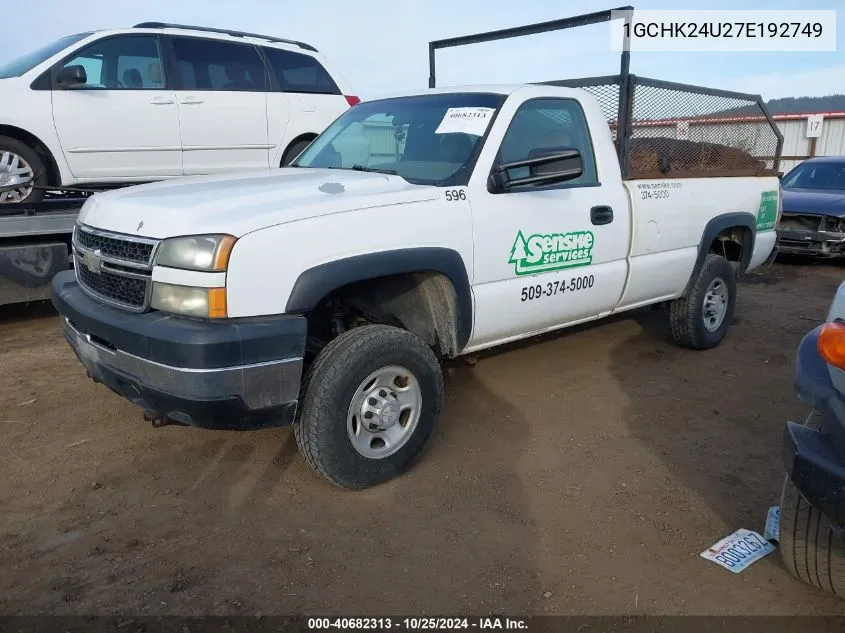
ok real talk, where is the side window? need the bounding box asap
[496,98,599,187]
[171,37,268,92]
[59,36,163,90]
[262,47,340,95]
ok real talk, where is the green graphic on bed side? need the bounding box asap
[508,230,595,275]
[756,190,779,232]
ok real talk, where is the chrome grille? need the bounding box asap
[75,259,149,309]
[74,225,155,265]
[72,224,159,312]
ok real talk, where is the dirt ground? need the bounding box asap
[3,260,845,617]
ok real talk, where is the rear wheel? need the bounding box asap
[669,254,736,350]
[293,324,444,489]
[0,136,46,204]
[281,138,314,166]
[779,409,845,598]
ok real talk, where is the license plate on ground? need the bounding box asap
[700,528,775,573]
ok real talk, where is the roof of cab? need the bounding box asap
[368,83,590,101]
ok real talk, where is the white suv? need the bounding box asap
[0,22,358,203]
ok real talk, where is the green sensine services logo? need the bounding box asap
[508,230,595,275]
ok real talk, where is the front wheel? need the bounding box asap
[293,324,444,489]
[779,409,845,598]
[669,254,736,350]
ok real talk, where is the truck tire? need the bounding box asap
[0,136,46,204]
[780,409,845,598]
[293,324,444,489]
[669,253,736,350]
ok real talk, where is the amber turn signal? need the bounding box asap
[818,322,845,370]
[208,288,228,319]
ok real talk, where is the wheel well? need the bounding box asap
[280,133,318,166]
[0,125,61,186]
[709,226,750,267]
[304,271,462,360]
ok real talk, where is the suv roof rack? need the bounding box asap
[133,22,318,52]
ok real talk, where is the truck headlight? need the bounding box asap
[155,235,236,271]
[150,283,227,318]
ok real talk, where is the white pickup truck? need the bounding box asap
[51,79,782,489]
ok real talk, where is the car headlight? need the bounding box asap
[150,283,227,318]
[155,234,236,271]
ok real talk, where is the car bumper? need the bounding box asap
[776,227,845,257]
[784,325,845,528]
[51,270,307,430]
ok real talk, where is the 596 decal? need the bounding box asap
[521,274,595,302]
[444,189,466,201]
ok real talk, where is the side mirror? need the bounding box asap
[56,65,87,89]
[489,148,584,192]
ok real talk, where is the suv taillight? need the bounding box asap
[345,95,361,107]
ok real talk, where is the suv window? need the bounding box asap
[171,37,268,92]
[497,98,598,187]
[262,47,339,95]
[58,35,163,89]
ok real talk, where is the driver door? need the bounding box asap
[51,34,182,180]
[466,96,631,350]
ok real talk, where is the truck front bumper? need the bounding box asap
[51,270,307,430]
[784,325,845,529]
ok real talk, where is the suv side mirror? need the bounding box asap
[56,65,87,89]
[489,148,584,192]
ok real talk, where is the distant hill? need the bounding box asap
[765,95,845,114]
[713,94,845,118]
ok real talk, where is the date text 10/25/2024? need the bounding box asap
[307,617,529,630]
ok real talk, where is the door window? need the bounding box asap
[171,37,268,92]
[262,47,340,95]
[58,36,163,89]
[496,98,599,187]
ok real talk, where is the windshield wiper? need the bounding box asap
[324,165,399,175]
[351,165,398,175]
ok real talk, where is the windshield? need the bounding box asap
[293,92,507,186]
[0,32,92,79]
[782,160,845,192]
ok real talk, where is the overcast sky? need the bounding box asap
[2,0,843,101]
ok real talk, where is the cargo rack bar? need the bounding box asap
[133,22,318,52]
[428,6,634,90]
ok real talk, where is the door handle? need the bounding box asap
[590,205,614,225]
[149,97,175,105]
[180,97,204,105]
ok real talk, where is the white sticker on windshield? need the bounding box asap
[435,107,495,136]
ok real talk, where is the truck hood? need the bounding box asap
[78,168,441,239]
[782,188,845,217]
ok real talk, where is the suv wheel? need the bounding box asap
[0,136,46,204]
[293,324,444,489]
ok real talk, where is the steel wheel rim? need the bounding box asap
[702,277,729,332]
[347,365,422,459]
[0,151,35,203]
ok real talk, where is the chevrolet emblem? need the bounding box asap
[83,249,103,274]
